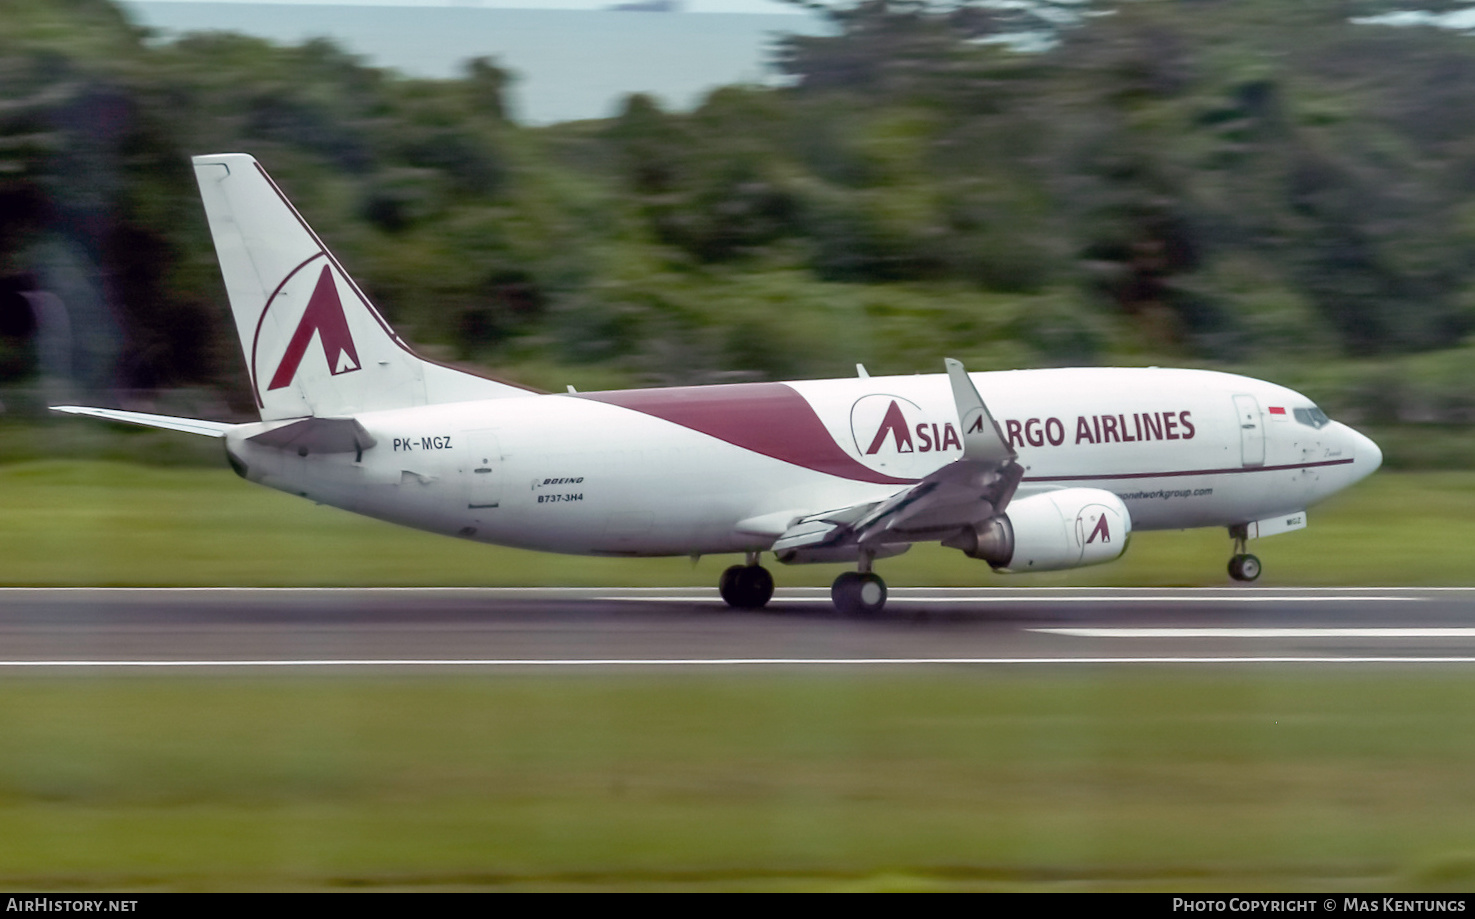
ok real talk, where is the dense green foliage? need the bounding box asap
[7,0,1475,427]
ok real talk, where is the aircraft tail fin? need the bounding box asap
[191,154,530,421]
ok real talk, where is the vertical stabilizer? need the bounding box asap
[192,153,528,420]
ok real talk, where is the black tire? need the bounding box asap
[832,571,887,616]
[1228,553,1263,582]
[720,564,774,609]
[719,564,745,607]
[737,565,775,609]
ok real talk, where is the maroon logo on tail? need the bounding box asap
[268,265,361,391]
[1086,513,1111,544]
[866,400,915,454]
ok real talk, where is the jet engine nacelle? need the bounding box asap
[943,488,1131,572]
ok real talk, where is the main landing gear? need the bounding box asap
[719,552,775,609]
[718,552,891,616]
[1227,525,1262,582]
[831,552,888,616]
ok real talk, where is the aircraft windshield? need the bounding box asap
[1294,406,1330,429]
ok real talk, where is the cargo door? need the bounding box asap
[1232,394,1265,468]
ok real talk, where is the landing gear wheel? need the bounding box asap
[719,564,775,609]
[832,571,888,616]
[1228,553,1262,582]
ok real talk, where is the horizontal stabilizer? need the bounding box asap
[50,406,235,438]
[248,417,376,455]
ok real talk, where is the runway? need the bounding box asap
[2,587,1475,668]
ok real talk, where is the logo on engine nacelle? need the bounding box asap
[1086,512,1110,544]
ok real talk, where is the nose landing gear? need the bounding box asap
[1227,525,1261,582]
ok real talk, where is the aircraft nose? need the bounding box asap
[1348,426,1383,480]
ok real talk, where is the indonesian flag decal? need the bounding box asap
[1268,405,1289,421]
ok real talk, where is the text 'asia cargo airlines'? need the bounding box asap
[55,155,1382,615]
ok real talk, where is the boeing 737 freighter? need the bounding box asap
[54,155,1382,614]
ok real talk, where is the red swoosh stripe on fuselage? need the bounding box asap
[575,383,914,486]
[575,384,1356,488]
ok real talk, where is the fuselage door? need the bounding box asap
[1232,394,1265,468]
[465,429,503,511]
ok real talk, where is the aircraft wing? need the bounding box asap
[772,359,1023,557]
[50,406,237,438]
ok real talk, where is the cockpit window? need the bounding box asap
[1294,406,1330,429]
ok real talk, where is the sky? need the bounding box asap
[125,0,825,121]
[134,0,809,12]
[1355,8,1475,31]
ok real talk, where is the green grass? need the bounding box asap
[0,460,1471,586]
[2,671,1475,890]
[3,461,1475,889]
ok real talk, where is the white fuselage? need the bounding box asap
[225,367,1381,559]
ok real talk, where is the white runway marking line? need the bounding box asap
[5,657,1475,668]
[1035,628,1475,638]
[0,587,1454,595]
[600,595,1426,604]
